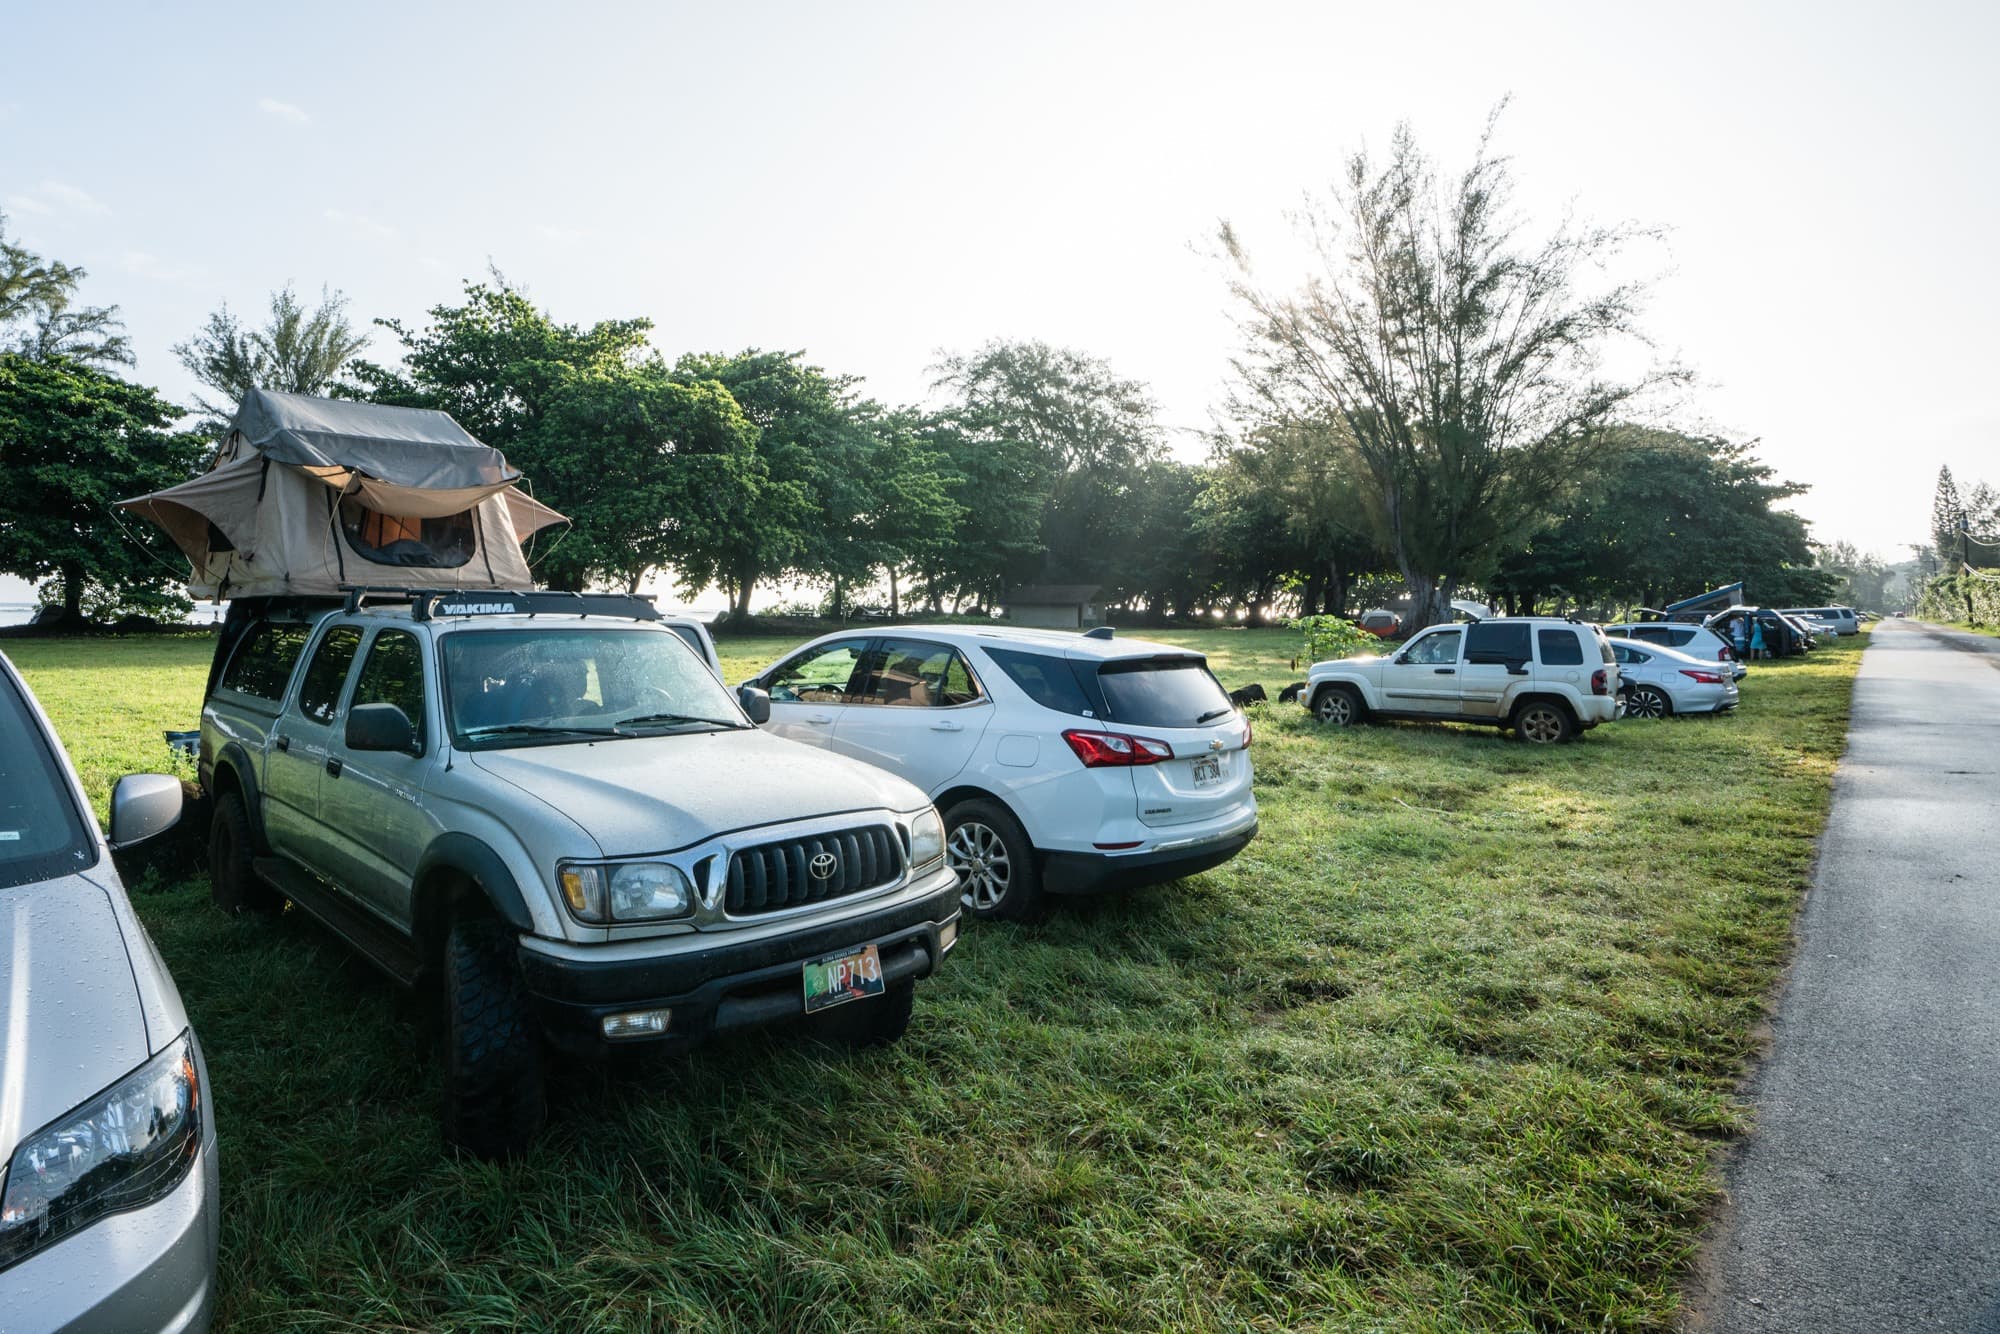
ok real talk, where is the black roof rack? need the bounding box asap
[340,587,660,622]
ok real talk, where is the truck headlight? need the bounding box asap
[559,861,694,923]
[909,808,946,876]
[0,1032,202,1274]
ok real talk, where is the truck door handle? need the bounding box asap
[275,734,291,752]
[806,713,835,725]
[930,719,964,732]
[1433,668,1456,675]
[325,756,343,777]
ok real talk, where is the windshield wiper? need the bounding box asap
[460,722,634,742]
[1195,706,1235,724]
[614,711,749,731]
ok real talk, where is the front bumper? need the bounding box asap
[517,874,961,1055]
[1042,819,1258,895]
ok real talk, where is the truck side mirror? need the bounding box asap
[347,702,420,754]
[737,685,772,725]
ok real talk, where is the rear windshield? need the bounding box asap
[0,670,97,889]
[1095,657,1232,729]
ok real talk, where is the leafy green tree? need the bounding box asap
[0,211,131,367]
[174,285,371,433]
[931,340,1163,595]
[1221,114,1675,630]
[863,409,962,615]
[355,280,766,596]
[0,355,207,621]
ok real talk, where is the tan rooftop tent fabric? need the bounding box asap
[120,390,567,600]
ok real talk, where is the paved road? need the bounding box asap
[1691,621,2000,1331]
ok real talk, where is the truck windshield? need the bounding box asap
[442,628,746,748]
[0,669,97,889]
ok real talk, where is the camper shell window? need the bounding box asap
[339,497,476,568]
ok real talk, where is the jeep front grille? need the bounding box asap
[725,825,902,916]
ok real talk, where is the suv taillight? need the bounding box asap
[1717,644,1735,660]
[1063,728,1174,767]
[1591,669,1609,696]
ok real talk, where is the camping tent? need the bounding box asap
[121,389,566,600]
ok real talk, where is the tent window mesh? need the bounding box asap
[338,497,475,568]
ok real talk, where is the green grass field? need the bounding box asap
[5,627,1865,1331]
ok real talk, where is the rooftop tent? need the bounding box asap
[120,389,566,600]
[1659,581,1745,622]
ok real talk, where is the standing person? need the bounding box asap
[1750,616,1767,660]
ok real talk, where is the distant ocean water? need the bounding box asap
[0,602,224,628]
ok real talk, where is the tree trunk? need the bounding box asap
[731,569,757,625]
[61,561,84,622]
[888,568,900,618]
[1300,573,1324,618]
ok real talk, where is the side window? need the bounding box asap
[1666,629,1695,647]
[765,639,869,703]
[352,630,428,749]
[852,638,981,708]
[986,648,1093,717]
[1402,629,1462,666]
[296,626,363,725]
[219,623,313,702]
[1465,621,1531,664]
[1537,629,1585,666]
[1631,626,1667,644]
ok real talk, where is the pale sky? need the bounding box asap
[4,0,1996,609]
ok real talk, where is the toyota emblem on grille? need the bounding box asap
[808,852,839,881]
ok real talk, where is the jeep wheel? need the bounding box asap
[946,798,1042,922]
[811,978,915,1048]
[442,915,546,1159]
[209,791,277,913]
[1624,685,1672,720]
[1513,700,1576,744]
[1313,685,1363,727]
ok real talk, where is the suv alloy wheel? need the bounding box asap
[1624,685,1671,720]
[945,798,1042,921]
[1512,700,1575,744]
[1313,685,1362,727]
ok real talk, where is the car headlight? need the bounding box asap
[0,1032,202,1274]
[559,861,694,923]
[909,808,946,876]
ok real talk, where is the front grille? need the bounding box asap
[725,825,903,916]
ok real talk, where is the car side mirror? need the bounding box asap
[108,773,184,850]
[737,685,772,725]
[347,702,420,754]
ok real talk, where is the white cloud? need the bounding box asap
[535,223,594,245]
[258,97,310,124]
[324,208,398,242]
[5,180,109,217]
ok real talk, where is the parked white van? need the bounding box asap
[1779,606,1860,636]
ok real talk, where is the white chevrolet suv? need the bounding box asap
[743,626,1257,921]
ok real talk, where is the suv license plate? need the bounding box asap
[1191,753,1224,787]
[803,943,885,1013]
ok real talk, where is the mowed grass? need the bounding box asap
[5,626,1865,1331]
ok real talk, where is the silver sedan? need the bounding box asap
[1610,639,1741,719]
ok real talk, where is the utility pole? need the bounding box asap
[1961,517,1976,622]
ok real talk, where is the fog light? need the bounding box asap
[601,1008,672,1039]
[939,919,959,952]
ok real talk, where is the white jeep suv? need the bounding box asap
[1304,616,1620,743]
[744,626,1257,921]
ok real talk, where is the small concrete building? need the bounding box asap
[1004,584,1102,630]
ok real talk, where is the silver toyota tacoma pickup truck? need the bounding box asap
[198,589,961,1157]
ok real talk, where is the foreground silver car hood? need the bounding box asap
[0,873,150,1164]
[467,726,927,857]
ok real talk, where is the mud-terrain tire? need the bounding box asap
[811,978,916,1048]
[442,914,547,1159]
[209,791,277,913]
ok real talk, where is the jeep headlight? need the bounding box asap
[559,861,694,923]
[0,1033,202,1273]
[909,808,946,876]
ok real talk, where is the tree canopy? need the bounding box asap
[0,211,131,367]
[174,285,371,433]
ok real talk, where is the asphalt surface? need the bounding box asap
[1690,621,2000,1331]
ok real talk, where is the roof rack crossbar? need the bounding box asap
[337,586,660,622]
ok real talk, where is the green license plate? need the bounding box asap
[803,943,885,1013]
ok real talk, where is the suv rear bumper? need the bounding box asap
[516,877,961,1055]
[1041,819,1258,895]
